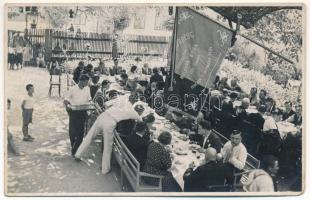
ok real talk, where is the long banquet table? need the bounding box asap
[100,75,204,190]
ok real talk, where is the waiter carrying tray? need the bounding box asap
[64,74,92,157]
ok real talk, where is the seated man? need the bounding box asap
[235,98,250,120]
[93,80,110,110]
[285,104,302,126]
[281,101,295,121]
[221,130,247,180]
[89,74,101,100]
[122,122,152,168]
[75,90,141,174]
[189,120,222,153]
[183,148,232,192]
[36,53,46,68]
[230,78,242,93]
[259,115,282,158]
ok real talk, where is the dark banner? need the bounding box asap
[165,7,233,116]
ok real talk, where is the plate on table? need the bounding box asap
[190,144,201,150]
[174,148,188,155]
[278,121,295,127]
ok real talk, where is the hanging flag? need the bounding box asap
[164,7,233,116]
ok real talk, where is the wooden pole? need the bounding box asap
[168,7,179,91]
[239,33,295,64]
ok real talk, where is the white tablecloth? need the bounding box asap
[277,121,298,139]
[152,113,204,190]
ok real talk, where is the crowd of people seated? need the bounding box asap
[67,58,301,192]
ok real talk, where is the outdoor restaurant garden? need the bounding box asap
[5,5,303,194]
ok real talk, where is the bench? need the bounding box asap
[112,131,163,192]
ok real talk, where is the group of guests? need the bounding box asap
[198,75,302,191]
[63,59,301,192]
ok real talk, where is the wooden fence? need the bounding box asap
[9,29,171,63]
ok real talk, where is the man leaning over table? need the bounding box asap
[74,90,142,174]
[64,74,91,157]
[220,130,247,184]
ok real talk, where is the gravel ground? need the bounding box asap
[5,67,123,195]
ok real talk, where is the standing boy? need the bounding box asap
[21,84,35,141]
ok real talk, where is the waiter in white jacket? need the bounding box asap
[75,90,141,174]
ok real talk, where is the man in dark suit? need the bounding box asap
[189,120,222,153]
[122,122,151,168]
[282,101,295,121]
[183,147,232,192]
[150,67,164,84]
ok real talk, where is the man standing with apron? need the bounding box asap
[64,74,91,156]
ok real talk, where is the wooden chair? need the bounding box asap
[232,155,261,191]
[211,129,261,191]
[48,68,62,97]
[113,132,163,192]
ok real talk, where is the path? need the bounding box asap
[6,67,122,194]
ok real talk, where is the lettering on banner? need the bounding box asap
[217,29,229,47]
[178,11,194,25]
[177,32,194,48]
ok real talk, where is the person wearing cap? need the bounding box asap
[221,130,247,180]
[183,147,232,192]
[74,90,141,174]
[143,131,182,192]
[64,74,91,156]
[122,121,152,168]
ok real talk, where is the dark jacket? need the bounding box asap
[183,161,232,192]
[150,73,163,84]
[282,110,295,121]
[189,133,222,153]
[122,132,150,168]
[247,113,265,130]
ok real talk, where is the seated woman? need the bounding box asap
[143,131,182,192]
[122,122,152,168]
[249,87,259,107]
[120,73,136,91]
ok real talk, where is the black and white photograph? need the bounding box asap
[3,1,306,196]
